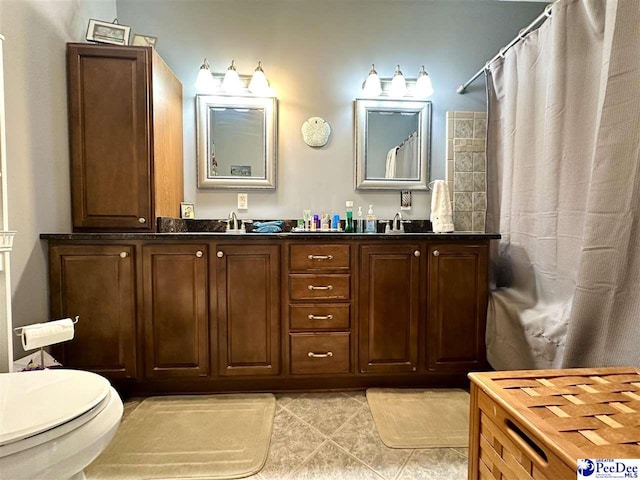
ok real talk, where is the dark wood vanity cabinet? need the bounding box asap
[358,243,421,374]
[67,43,183,231]
[426,243,489,373]
[48,245,137,380]
[45,236,493,392]
[215,244,281,376]
[142,245,209,378]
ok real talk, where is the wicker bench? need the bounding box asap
[469,367,640,479]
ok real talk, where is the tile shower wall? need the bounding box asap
[446,111,487,233]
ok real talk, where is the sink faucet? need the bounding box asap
[228,211,239,231]
[392,212,404,232]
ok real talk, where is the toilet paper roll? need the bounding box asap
[21,318,75,351]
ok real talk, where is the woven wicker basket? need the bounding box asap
[469,367,640,480]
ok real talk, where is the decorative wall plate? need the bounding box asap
[301,117,331,147]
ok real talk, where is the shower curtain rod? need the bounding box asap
[457,3,554,94]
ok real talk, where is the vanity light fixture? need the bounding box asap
[248,61,270,95]
[195,58,216,93]
[415,65,434,98]
[222,60,243,93]
[389,65,408,97]
[362,64,382,97]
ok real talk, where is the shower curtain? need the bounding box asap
[486,0,640,369]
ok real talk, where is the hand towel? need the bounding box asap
[253,221,283,233]
[430,180,455,233]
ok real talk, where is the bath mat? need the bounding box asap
[86,393,276,480]
[366,388,469,448]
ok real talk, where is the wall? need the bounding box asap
[0,0,117,361]
[117,0,543,220]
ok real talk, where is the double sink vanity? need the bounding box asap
[42,223,498,395]
[50,43,499,395]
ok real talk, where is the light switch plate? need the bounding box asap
[238,193,248,210]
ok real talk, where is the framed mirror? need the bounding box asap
[355,98,431,190]
[197,95,277,189]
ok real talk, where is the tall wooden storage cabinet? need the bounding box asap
[67,43,183,231]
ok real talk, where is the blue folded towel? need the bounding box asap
[253,221,283,233]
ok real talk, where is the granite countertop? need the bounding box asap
[40,217,500,240]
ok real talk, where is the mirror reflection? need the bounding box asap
[197,95,277,189]
[355,98,431,190]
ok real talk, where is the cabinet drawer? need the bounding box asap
[289,274,350,300]
[290,333,350,374]
[290,244,350,271]
[290,304,350,330]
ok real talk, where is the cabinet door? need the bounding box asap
[359,244,420,373]
[216,244,280,376]
[67,44,152,230]
[427,244,488,372]
[142,245,209,378]
[49,245,136,379]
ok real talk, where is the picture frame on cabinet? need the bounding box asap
[180,202,195,219]
[86,19,131,46]
[132,34,158,48]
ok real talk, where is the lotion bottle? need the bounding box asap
[365,205,376,233]
[356,206,364,233]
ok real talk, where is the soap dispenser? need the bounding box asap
[365,205,376,233]
[356,206,364,233]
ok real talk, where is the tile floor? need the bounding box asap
[122,391,469,480]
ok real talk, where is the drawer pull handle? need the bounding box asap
[308,254,333,261]
[119,251,128,258]
[433,250,440,257]
[308,285,333,291]
[308,351,333,358]
[308,314,334,320]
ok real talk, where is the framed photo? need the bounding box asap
[180,202,195,219]
[86,19,131,46]
[132,34,158,48]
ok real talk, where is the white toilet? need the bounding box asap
[0,368,123,480]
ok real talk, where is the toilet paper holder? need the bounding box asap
[14,316,79,369]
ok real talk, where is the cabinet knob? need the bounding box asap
[119,251,128,258]
[433,250,440,257]
[216,251,224,258]
[308,351,333,358]
[196,251,204,258]
[138,217,146,224]
[414,250,421,257]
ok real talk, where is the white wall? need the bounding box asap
[117,0,543,221]
[0,0,116,360]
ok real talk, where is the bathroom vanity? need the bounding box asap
[41,231,498,395]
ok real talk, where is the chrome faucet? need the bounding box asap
[227,211,239,231]
[391,212,404,232]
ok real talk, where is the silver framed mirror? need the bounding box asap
[354,98,431,190]
[197,94,277,189]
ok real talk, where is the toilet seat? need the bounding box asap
[0,369,111,453]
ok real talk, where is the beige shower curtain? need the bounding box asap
[486,0,640,369]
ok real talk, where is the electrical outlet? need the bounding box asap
[237,193,248,210]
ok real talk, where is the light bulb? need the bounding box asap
[415,65,434,98]
[195,58,216,93]
[362,64,382,97]
[249,61,270,95]
[389,65,407,97]
[222,60,243,93]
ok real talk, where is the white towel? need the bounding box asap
[385,146,397,179]
[430,180,454,233]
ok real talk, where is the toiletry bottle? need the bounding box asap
[345,201,354,233]
[356,206,364,233]
[365,205,376,233]
[332,212,341,231]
